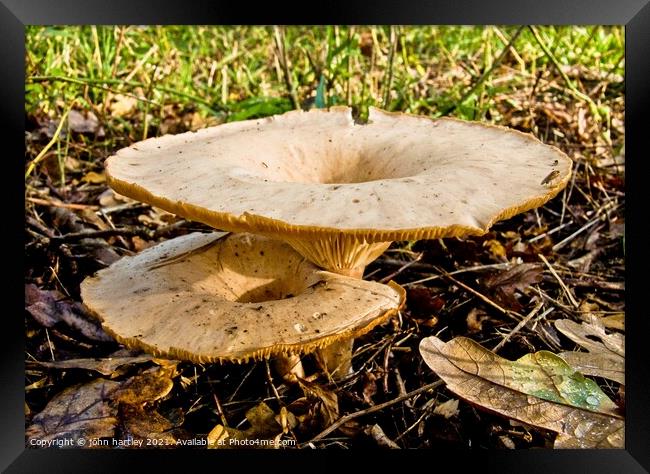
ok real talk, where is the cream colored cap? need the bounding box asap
[106,106,572,242]
[80,232,405,363]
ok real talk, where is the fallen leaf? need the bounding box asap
[81,171,106,184]
[25,284,113,342]
[98,189,138,208]
[600,314,625,332]
[555,318,624,357]
[361,371,379,405]
[483,239,507,260]
[484,263,542,310]
[26,378,121,445]
[406,286,445,318]
[118,404,177,447]
[466,307,489,334]
[108,93,138,118]
[114,366,176,405]
[297,378,339,427]
[67,109,105,137]
[419,336,624,448]
[555,318,624,385]
[207,402,295,449]
[26,366,178,447]
[433,399,460,419]
[363,424,400,448]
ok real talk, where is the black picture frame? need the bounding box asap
[5,1,649,472]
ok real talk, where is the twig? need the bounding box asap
[433,266,520,321]
[227,363,258,402]
[379,253,423,283]
[26,196,99,211]
[302,380,443,446]
[538,254,579,308]
[265,360,283,404]
[44,328,55,362]
[404,262,511,287]
[551,217,600,251]
[527,220,574,243]
[212,392,228,427]
[492,301,544,352]
[48,227,154,244]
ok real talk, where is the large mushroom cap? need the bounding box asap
[106,106,572,242]
[80,232,405,363]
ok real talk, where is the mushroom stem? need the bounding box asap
[315,264,366,379]
[316,338,354,379]
[272,353,305,383]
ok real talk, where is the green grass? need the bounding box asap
[25,25,624,146]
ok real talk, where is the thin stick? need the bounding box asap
[404,262,511,287]
[227,363,258,402]
[551,217,600,251]
[44,328,55,361]
[492,301,544,352]
[48,227,153,243]
[265,359,282,404]
[433,266,520,321]
[527,220,574,243]
[538,254,579,308]
[379,253,423,283]
[26,196,99,211]
[303,380,443,445]
[212,392,228,427]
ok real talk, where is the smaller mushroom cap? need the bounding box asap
[80,232,405,363]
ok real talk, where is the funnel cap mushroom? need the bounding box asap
[106,106,572,271]
[81,232,405,363]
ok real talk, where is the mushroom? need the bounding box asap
[81,232,405,378]
[104,106,572,376]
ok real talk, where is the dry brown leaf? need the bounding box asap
[601,314,625,331]
[207,402,295,449]
[555,318,624,385]
[27,366,178,447]
[25,284,113,342]
[361,371,379,405]
[419,336,624,448]
[297,378,339,427]
[118,404,177,447]
[26,378,121,445]
[484,263,542,310]
[113,366,176,405]
[68,109,105,137]
[81,171,106,184]
[108,94,138,118]
[466,307,489,334]
[433,399,460,419]
[363,424,400,448]
[483,239,507,260]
